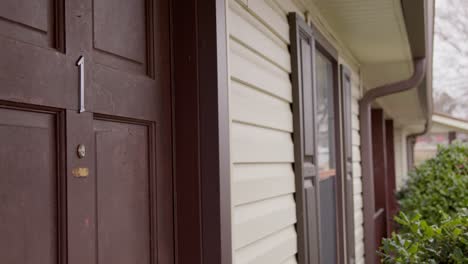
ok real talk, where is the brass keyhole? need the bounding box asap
[77,144,86,159]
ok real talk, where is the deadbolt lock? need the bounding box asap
[77,144,86,158]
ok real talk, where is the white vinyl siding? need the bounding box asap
[394,127,409,190]
[227,0,364,263]
[350,72,365,264]
[228,1,300,263]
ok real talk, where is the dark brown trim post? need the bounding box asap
[371,108,388,260]
[359,58,426,263]
[448,131,457,144]
[171,0,232,263]
[385,119,397,234]
[407,136,417,170]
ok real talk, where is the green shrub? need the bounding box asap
[379,143,468,263]
[379,210,468,264]
[397,143,468,224]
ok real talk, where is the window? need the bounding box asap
[289,12,355,264]
[316,51,336,179]
[315,49,338,264]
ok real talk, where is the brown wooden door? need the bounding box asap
[0,0,173,263]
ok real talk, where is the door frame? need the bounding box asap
[289,13,348,264]
[171,0,232,264]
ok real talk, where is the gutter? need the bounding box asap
[406,0,435,170]
[359,58,426,263]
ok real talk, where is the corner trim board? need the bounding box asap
[171,0,232,263]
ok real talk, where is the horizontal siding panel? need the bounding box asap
[352,113,360,130]
[355,243,365,264]
[352,145,361,161]
[354,193,363,210]
[235,226,298,264]
[353,178,362,194]
[233,163,295,205]
[352,162,362,177]
[230,39,292,102]
[232,122,294,163]
[352,98,359,115]
[281,256,298,264]
[354,206,363,225]
[352,130,360,146]
[237,0,289,44]
[231,81,293,133]
[355,226,364,241]
[272,0,306,18]
[229,1,291,72]
[234,195,296,249]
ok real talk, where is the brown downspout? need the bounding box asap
[359,58,426,263]
[406,122,431,170]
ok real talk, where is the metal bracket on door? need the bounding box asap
[76,56,85,113]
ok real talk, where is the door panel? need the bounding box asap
[93,0,147,71]
[0,0,62,48]
[94,119,154,264]
[0,0,173,262]
[0,0,78,110]
[0,107,61,264]
[85,0,170,121]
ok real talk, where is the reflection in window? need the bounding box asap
[316,51,336,179]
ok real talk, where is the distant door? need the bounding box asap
[0,0,173,263]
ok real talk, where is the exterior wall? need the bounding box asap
[228,1,298,262]
[226,0,364,263]
[349,71,365,264]
[393,127,409,190]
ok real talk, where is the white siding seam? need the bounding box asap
[234,224,297,251]
[230,77,291,104]
[232,0,290,44]
[231,119,292,134]
[233,189,295,207]
[230,35,289,74]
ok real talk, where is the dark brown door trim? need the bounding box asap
[171,0,232,264]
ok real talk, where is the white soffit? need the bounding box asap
[311,0,413,66]
[310,0,428,129]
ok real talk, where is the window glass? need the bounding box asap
[315,51,336,178]
[316,49,338,264]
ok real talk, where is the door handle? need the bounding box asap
[76,56,85,113]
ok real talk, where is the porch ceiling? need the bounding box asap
[310,0,433,131]
[311,0,412,66]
